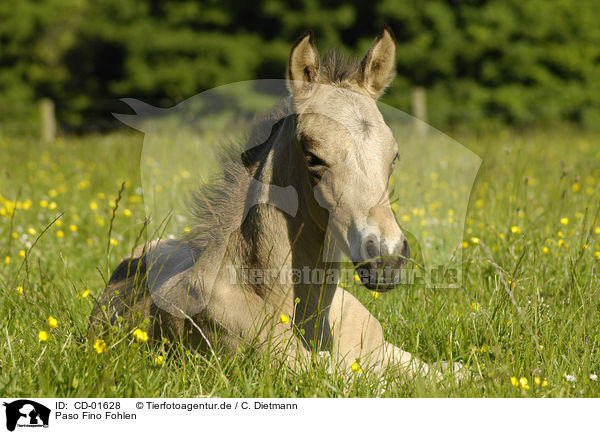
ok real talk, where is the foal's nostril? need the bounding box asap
[365,238,380,260]
[401,238,410,260]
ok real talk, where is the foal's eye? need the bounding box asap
[305,151,327,168]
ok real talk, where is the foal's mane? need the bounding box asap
[185,98,292,252]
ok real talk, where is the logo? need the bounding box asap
[3,400,50,432]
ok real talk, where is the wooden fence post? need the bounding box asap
[411,86,427,137]
[40,98,56,143]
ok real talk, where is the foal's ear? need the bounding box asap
[358,27,397,99]
[287,31,320,97]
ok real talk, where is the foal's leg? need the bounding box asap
[382,341,464,381]
[328,287,442,378]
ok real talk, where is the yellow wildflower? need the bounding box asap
[69,224,77,232]
[370,291,380,299]
[48,201,57,210]
[542,246,549,253]
[535,377,541,386]
[93,339,106,354]
[542,380,548,387]
[16,285,23,293]
[279,314,289,324]
[90,201,98,211]
[470,302,479,312]
[80,289,90,298]
[38,331,49,342]
[510,376,519,386]
[4,256,10,265]
[40,199,48,208]
[510,226,521,234]
[122,208,132,217]
[560,217,568,225]
[19,250,26,258]
[153,355,164,366]
[27,227,36,235]
[471,237,480,244]
[351,361,363,373]
[56,230,64,238]
[47,316,58,329]
[133,328,149,343]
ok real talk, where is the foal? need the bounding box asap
[91,28,461,379]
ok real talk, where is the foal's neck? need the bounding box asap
[239,115,339,294]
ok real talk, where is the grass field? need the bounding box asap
[1,128,600,397]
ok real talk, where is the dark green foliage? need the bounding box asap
[1,0,600,133]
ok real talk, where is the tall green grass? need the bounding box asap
[1,128,599,397]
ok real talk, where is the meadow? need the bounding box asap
[1,127,599,397]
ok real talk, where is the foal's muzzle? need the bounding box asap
[354,236,410,292]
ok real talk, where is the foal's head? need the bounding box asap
[287,28,410,291]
